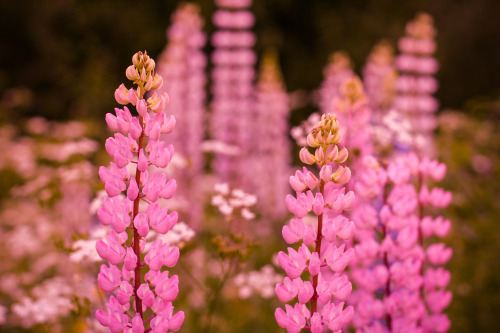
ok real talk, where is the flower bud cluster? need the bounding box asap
[275,113,356,332]
[349,154,452,332]
[395,12,439,154]
[96,51,184,332]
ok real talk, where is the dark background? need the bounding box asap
[1,0,499,122]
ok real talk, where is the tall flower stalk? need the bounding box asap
[395,12,439,155]
[96,51,184,332]
[349,154,452,332]
[211,0,256,185]
[275,114,355,332]
[156,2,207,229]
[252,48,291,220]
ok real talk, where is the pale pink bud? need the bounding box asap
[169,311,185,331]
[298,281,314,304]
[155,274,179,301]
[319,165,333,182]
[302,224,317,246]
[151,73,163,90]
[299,147,316,165]
[132,314,145,333]
[335,147,349,163]
[275,277,298,303]
[337,219,355,240]
[128,88,139,106]
[160,179,177,199]
[310,313,322,333]
[330,275,352,300]
[137,149,148,172]
[277,251,305,279]
[114,84,129,105]
[331,165,351,184]
[136,99,148,118]
[98,264,121,292]
[127,177,139,201]
[161,115,176,134]
[123,247,138,271]
[306,132,320,147]
[106,113,119,131]
[282,219,305,244]
[285,194,307,219]
[126,65,139,81]
[144,74,153,91]
[275,308,288,329]
[305,171,319,190]
[426,243,452,265]
[137,283,155,308]
[313,193,324,216]
[427,290,452,313]
[308,252,321,276]
[116,281,133,305]
[314,147,325,163]
[163,245,180,267]
[289,175,307,193]
[130,118,142,139]
[134,213,149,238]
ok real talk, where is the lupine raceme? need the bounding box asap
[349,153,452,332]
[275,113,356,332]
[96,51,184,332]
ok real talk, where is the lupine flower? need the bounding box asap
[156,3,207,229]
[276,113,355,332]
[96,51,184,332]
[349,154,452,332]
[395,12,439,155]
[211,0,256,185]
[250,48,292,220]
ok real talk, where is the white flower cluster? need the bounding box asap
[146,221,195,249]
[211,183,257,219]
[233,265,283,299]
[11,278,75,328]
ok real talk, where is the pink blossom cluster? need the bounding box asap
[211,0,256,184]
[349,154,452,332]
[156,3,207,229]
[96,51,184,332]
[318,51,355,116]
[0,120,100,330]
[275,114,356,333]
[251,49,292,220]
[395,12,439,154]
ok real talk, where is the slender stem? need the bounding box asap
[310,179,325,315]
[132,115,145,319]
[381,184,392,331]
[206,258,236,333]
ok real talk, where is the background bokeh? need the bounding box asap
[0,0,499,332]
